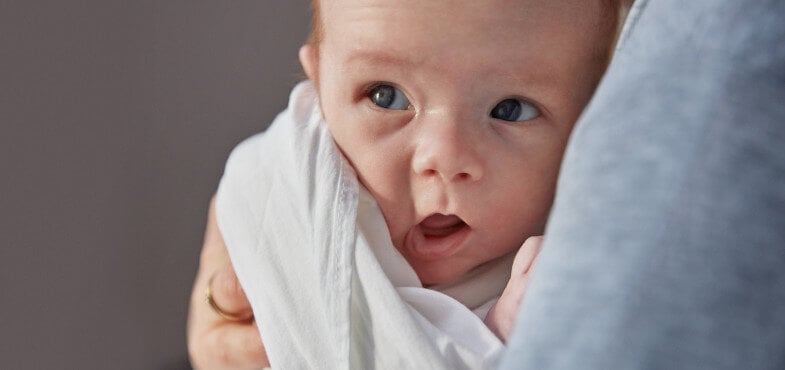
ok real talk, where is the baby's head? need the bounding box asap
[300,0,620,285]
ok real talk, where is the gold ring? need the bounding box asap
[205,272,254,322]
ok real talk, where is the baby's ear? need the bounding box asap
[299,44,318,82]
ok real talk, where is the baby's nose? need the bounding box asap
[411,118,484,183]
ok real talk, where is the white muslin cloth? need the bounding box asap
[215,81,507,369]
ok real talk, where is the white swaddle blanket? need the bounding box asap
[216,81,507,369]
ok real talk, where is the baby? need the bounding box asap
[209,0,621,367]
[299,0,618,334]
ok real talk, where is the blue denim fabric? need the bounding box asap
[501,0,785,369]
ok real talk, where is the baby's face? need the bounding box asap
[304,0,611,285]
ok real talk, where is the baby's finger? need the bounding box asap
[191,323,269,369]
[209,264,253,321]
[511,235,543,276]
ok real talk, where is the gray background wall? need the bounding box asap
[1,1,309,368]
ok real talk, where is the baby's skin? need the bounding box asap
[485,236,543,341]
[189,0,619,366]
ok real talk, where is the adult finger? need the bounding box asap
[201,197,252,319]
[209,263,253,320]
[190,323,269,369]
[191,197,251,322]
[188,197,268,368]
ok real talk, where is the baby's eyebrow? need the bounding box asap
[343,48,559,98]
[343,50,418,69]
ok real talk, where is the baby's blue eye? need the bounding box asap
[369,84,411,110]
[490,98,540,122]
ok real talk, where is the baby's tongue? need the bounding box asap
[420,214,462,231]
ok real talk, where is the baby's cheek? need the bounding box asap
[490,194,549,256]
[353,143,413,235]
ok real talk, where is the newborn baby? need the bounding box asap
[214,0,621,367]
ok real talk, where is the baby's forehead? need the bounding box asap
[318,0,608,49]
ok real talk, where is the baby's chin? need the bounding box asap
[406,254,476,287]
[405,241,518,287]
[391,236,462,285]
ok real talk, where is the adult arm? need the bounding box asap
[502,0,785,369]
[187,197,269,369]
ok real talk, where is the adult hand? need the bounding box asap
[187,197,269,369]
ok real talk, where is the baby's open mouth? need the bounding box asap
[406,213,471,260]
[419,213,467,237]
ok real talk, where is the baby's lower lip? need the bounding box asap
[406,222,471,261]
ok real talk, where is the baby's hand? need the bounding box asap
[484,236,543,343]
